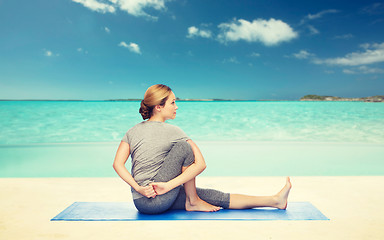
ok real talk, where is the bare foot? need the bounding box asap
[185,197,221,212]
[274,177,292,210]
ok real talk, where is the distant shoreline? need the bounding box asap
[0,99,289,102]
[300,95,384,102]
[1,95,383,102]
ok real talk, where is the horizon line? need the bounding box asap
[1,95,382,102]
[0,99,292,102]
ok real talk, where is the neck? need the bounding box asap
[148,115,165,122]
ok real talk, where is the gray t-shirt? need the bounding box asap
[121,121,190,199]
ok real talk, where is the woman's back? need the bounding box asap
[122,120,189,199]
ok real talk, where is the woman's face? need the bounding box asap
[160,91,178,120]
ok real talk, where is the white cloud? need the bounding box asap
[360,43,376,49]
[334,34,354,39]
[357,67,375,74]
[313,42,384,66]
[217,18,298,46]
[44,49,59,57]
[119,41,128,47]
[72,0,167,20]
[45,50,53,57]
[115,0,166,20]
[186,26,212,38]
[293,50,314,59]
[222,57,240,64]
[307,9,339,20]
[361,3,384,15]
[77,48,88,54]
[299,9,339,34]
[300,9,339,24]
[308,25,319,35]
[119,41,142,54]
[72,0,116,13]
[187,26,198,35]
[250,52,260,57]
[105,27,110,33]
[343,66,384,74]
[343,69,355,74]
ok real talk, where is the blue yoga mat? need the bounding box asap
[51,202,328,221]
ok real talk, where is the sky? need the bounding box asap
[1,0,384,100]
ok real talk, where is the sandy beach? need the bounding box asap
[1,176,383,240]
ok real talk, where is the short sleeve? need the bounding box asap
[121,131,129,143]
[174,125,190,141]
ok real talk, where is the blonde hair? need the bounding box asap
[139,84,172,120]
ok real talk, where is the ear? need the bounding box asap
[154,105,162,112]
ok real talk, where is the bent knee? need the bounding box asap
[170,141,194,167]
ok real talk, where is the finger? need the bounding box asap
[147,191,155,198]
[147,188,156,195]
[149,185,157,193]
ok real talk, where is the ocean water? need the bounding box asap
[1,101,384,144]
[0,101,383,177]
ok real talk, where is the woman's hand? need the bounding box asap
[136,185,157,198]
[150,182,171,195]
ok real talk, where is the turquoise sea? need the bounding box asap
[1,101,383,177]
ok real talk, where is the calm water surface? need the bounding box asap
[1,101,383,144]
[1,101,383,177]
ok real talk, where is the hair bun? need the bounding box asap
[139,100,151,120]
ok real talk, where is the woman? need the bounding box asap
[113,84,291,214]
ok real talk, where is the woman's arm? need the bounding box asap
[113,141,157,198]
[151,139,206,195]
